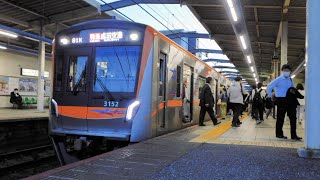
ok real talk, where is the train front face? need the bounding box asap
[50,20,149,142]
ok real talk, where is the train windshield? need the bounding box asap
[94,46,142,93]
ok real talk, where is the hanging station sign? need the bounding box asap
[21,68,49,78]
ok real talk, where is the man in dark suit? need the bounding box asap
[10,88,23,109]
[199,76,221,126]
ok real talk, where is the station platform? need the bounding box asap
[26,115,320,180]
[0,108,48,122]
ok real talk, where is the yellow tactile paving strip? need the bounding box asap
[190,114,304,148]
[207,139,303,148]
[190,114,248,143]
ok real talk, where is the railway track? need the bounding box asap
[0,144,59,179]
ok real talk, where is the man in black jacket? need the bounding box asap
[10,88,23,109]
[199,77,221,126]
[286,87,304,140]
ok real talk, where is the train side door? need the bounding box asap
[60,48,92,131]
[182,64,193,123]
[158,53,167,128]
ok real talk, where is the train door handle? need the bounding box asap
[51,99,59,117]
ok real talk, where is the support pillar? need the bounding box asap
[281,21,288,67]
[272,58,280,78]
[37,25,45,112]
[298,0,320,158]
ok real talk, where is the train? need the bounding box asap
[49,19,230,165]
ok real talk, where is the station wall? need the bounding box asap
[0,50,52,108]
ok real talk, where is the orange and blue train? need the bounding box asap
[49,19,230,164]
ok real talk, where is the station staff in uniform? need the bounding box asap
[199,76,221,126]
[266,64,294,139]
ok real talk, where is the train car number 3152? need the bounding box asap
[104,101,119,107]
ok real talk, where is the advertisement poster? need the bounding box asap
[19,78,38,95]
[0,76,9,95]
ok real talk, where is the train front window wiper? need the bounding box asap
[95,74,115,101]
[72,68,86,95]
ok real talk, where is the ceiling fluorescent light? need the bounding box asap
[255,78,258,81]
[253,73,256,78]
[227,0,234,7]
[0,30,18,38]
[0,45,7,49]
[250,66,254,72]
[227,0,238,22]
[291,75,296,78]
[247,56,251,64]
[230,8,238,22]
[239,35,247,50]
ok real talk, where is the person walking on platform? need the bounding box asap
[219,87,228,119]
[265,90,274,119]
[228,76,246,127]
[250,85,256,119]
[285,86,304,140]
[199,77,221,126]
[296,83,305,125]
[266,64,294,139]
[252,82,265,124]
[182,79,191,123]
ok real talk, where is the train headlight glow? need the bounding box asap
[60,38,69,45]
[126,101,140,120]
[130,33,139,41]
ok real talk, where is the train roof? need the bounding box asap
[55,19,147,37]
[54,19,227,81]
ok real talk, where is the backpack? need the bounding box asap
[253,89,263,105]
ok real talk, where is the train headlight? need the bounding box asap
[60,37,69,45]
[130,33,139,41]
[126,101,140,120]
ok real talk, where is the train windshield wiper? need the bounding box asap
[95,75,115,101]
[72,68,86,95]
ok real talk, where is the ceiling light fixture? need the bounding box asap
[247,55,251,64]
[239,35,247,50]
[227,0,238,22]
[250,66,254,72]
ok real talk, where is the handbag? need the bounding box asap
[217,99,222,105]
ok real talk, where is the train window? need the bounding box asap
[159,58,165,96]
[176,65,181,97]
[54,55,63,91]
[67,56,88,92]
[94,46,142,92]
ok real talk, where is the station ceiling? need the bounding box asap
[0,0,110,53]
[186,0,306,83]
[0,0,306,84]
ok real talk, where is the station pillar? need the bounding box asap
[281,21,288,67]
[37,26,45,112]
[298,0,320,158]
